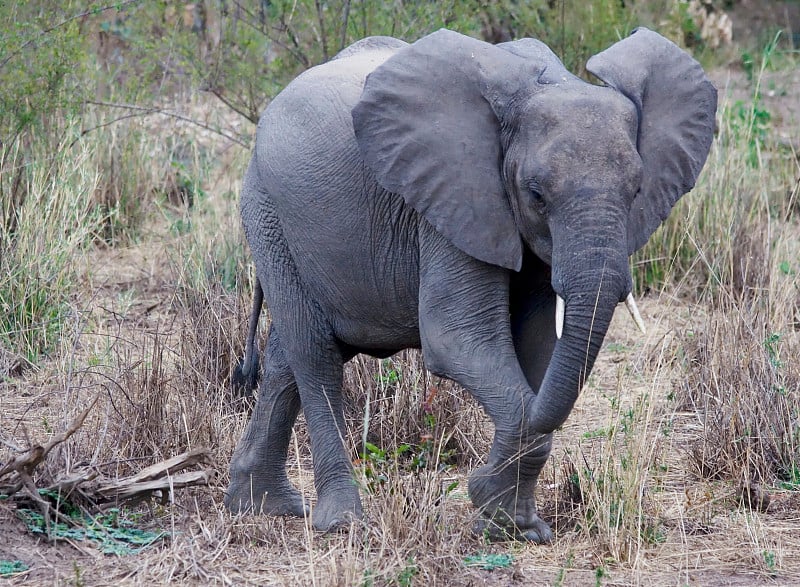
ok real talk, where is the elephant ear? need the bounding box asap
[586,27,717,255]
[352,29,537,271]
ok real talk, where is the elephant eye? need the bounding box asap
[528,186,546,212]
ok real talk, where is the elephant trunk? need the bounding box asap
[527,283,619,433]
[526,215,630,434]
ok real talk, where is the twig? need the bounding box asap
[81,101,250,148]
[0,395,99,534]
[204,87,260,125]
[0,395,98,481]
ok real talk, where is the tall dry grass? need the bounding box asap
[0,127,103,363]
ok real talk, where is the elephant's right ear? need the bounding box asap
[587,28,717,255]
[352,29,530,271]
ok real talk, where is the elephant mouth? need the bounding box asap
[554,293,645,339]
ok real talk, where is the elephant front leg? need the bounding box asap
[467,429,554,543]
[466,258,561,542]
[421,311,556,542]
[418,235,556,542]
[225,329,306,517]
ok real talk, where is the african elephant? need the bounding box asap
[225,28,716,542]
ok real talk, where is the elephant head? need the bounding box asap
[352,28,716,433]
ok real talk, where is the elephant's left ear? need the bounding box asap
[587,27,717,254]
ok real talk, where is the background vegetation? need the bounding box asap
[1,0,800,584]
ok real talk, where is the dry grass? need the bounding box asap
[2,72,800,585]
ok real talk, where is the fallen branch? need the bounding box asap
[0,395,99,533]
[2,398,214,537]
[93,447,214,505]
[101,470,214,505]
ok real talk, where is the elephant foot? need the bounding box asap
[468,464,553,544]
[472,512,553,543]
[224,478,308,517]
[311,488,363,532]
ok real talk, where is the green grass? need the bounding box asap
[0,128,104,362]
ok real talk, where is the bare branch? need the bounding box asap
[340,0,352,53]
[0,395,98,481]
[83,101,250,148]
[204,87,260,125]
[315,0,329,61]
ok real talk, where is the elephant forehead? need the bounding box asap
[524,86,637,136]
[508,92,642,196]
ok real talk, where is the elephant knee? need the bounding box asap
[419,336,457,380]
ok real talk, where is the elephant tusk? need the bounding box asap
[555,295,565,339]
[625,293,646,334]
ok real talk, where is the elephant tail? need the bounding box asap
[232,278,263,394]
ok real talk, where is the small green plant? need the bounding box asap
[72,562,85,587]
[762,550,777,573]
[764,333,783,369]
[0,560,29,577]
[376,358,402,386]
[778,465,800,491]
[553,552,574,587]
[594,565,607,586]
[396,558,418,586]
[358,441,403,493]
[462,552,514,570]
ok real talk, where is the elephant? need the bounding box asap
[224,27,716,542]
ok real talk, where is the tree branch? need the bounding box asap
[340,0,352,53]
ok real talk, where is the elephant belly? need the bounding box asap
[289,190,422,353]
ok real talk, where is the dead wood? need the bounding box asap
[92,447,214,505]
[2,396,214,532]
[0,395,99,533]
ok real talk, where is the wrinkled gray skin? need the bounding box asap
[225,28,716,542]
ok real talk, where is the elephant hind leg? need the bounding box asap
[239,183,361,531]
[289,338,363,532]
[225,324,306,517]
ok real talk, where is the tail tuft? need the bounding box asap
[232,352,260,395]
